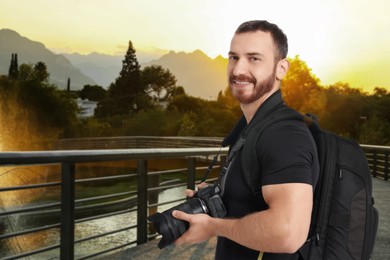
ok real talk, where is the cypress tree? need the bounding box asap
[67,77,71,92]
[107,41,141,115]
[8,53,19,79]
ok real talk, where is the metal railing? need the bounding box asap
[0,142,388,260]
[361,144,390,181]
[0,148,228,260]
[54,136,223,150]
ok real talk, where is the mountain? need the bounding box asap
[63,49,170,88]
[0,29,229,98]
[0,29,95,90]
[143,50,228,99]
[65,49,229,99]
[63,52,122,88]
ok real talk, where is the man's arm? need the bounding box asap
[173,182,312,253]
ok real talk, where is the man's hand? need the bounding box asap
[172,210,216,245]
[185,182,208,197]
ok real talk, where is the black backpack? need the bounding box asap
[227,104,379,260]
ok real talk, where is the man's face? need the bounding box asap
[227,31,278,104]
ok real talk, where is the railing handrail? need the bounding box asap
[0,147,228,165]
[361,144,390,151]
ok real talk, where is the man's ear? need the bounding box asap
[276,58,290,80]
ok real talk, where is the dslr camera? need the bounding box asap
[147,183,226,249]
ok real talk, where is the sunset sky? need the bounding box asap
[1,0,390,92]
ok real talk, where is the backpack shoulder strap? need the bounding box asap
[241,106,306,198]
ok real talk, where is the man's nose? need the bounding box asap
[232,59,249,76]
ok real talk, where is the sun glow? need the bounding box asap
[1,0,390,91]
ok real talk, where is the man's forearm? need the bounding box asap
[173,183,312,252]
[210,208,305,253]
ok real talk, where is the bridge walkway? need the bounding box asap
[101,177,390,260]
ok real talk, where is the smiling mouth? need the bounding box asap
[234,80,251,85]
[230,75,255,87]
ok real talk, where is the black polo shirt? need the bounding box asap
[216,91,319,260]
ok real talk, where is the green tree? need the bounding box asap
[178,112,197,136]
[141,65,177,101]
[8,53,19,79]
[359,115,390,145]
[105,41,141,115]
[0,75,79,140]
[33,62,49,82]
[217,86,241,118]
[18,62,49,83]
[371,87,390,123]
[80,84,107,102]
[282,55,321,112]
[167,94,202,113]
[18,80,78,133]
[18,63,34,81]
[73,118,112,137]
[195,100,237,137]
[320,82,366,140]
[172,86,186,97]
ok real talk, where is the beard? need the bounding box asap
[229,69,276,104]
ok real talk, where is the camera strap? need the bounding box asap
[200,146,223,183]
[200,136,246,184]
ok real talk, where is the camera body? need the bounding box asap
[147,183,226,249]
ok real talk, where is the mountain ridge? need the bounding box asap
[143,49,228,99]
[0,29,95,90]
[65,48,228,99]
[0,29,228,98]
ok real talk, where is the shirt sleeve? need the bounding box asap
[256,120,318,186]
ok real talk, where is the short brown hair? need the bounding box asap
[236,20,288,60]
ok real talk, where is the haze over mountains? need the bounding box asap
[0,29,96,90]
[64,50,228,99]
[0,29,228,99]
[144,50,228,99]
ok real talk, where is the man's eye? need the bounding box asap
[250,57,259,62]
[228,56,238,61]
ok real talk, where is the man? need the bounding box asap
[172,20,319,259]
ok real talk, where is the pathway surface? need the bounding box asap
[99,177,390,260]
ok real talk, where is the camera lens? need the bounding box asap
[147,197,208,249]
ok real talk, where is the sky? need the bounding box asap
[1,0,390,92]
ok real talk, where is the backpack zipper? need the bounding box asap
[313,133,338,248]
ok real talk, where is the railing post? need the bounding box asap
[187,157,196,190]
[60,162,75,260]
[148,173,160,234]
[373,150,377,178]
[385,151,389,181]
[137,159,148,244]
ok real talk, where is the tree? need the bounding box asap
[0,75,79,141]
[217,86,241,118]
[33,62,50,82]
[320,82,366,139]
[17,80,78,132]
[80,84,107,102]
[18,62,49,83]
[67,78,71,92]
[172,86,186,97]
[18,63,34,81]
[106,41,141,115]
[141,65,177,101]
[8,53,19,79]
[178,112,197,136]
[359,115,390,145]
[282,55,321,112]
[167,94,202,113]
